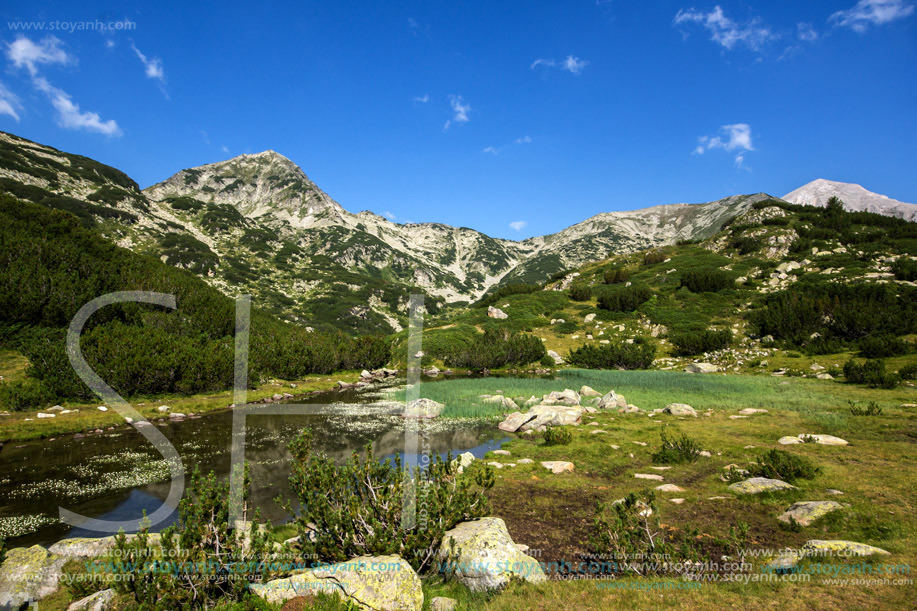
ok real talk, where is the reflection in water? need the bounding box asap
[0,383,506,547]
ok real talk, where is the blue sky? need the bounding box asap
[0,1,914,239]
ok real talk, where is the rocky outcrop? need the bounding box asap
[67,588,115,611]
[251,555,423,610]
[728,477,797,494]
[777,501,843,526]
[437,518,546,591]
[0,545,66,608]
[663,403,697,417]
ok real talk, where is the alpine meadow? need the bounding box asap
[0,2,915,611]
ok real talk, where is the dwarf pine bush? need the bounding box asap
[284,428,494,573]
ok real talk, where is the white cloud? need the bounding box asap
[830,0,914,32]
[509,221,527,231]
[131,44,165,83]
[695,124,753,168]
[483,146,498,155]
[562,55,588,74]
[444,95,471,129]
[221,145,230,154]
[0,81,22,121]
[797,22,819,41]
[6,36,71,76]
[674,6,774,51]
[515,136,532,144]
[384,211,397,220]
[413,94,429,103]
[531,56,588,75]
[33,77,121,136]
[408,17,419,30]
[105,39,116,49]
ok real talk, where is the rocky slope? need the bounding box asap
[3,130,910,334]
[783,179,917,222]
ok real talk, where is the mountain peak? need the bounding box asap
[782,179,916,221]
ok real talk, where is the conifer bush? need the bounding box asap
[283,428,494,573]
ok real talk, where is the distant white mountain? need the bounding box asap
[782,179,917,222]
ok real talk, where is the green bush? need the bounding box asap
[445,328,546,370]
[848,400,883,416]
[113,466,275,609]
[567,338,656,370]
[651,430,701,464]
[843,358,900,388]
[603,267,630,284]
[597,285,653,312]
[858,335,910,358]
[554,321,578,335]
[891,258,917,281]
[568,282,592,301]
[284,428,494,573]
[643,251,667,265]
[0,378,54,411]
[899,363,917,380]
[746,449,820,483]
[730,236,762,254]
[670,329,732,356]
[679,270,733,293]
[543,426,573,446]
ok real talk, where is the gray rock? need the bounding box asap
[67,588,115,611]
[402,398,444,419]
[728,477,797,494]
[437,518,546,591]
[431,597,458,611]
[0,545,66,608]
[497,412,534,433]
[663,403,697,417]
[487,306,508,319]
[684,362,720,374]
[777,501,843,526]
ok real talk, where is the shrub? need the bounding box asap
[589,491,698,575]
[543,426,573,446]
[0,379,54,411]
[746,450,820,483]
[568,282,592,301]
[670,329,731,356]
[643,251,667,265]
[858,335,910,358]
[730,236,762,254]
[554,321,578,335]
[567,338,656,370]
[679,270,733,293]
[848,400,883,416]
[603,267,630,284]
[899,363,917,380]
[284,428,494,573]
[113,466,275,609]
[651,430,701,464]
[843,359,900,388]
[891,258,917,281]
[597,285,653,312]
[475,283,540,308]
[446,328,546,370]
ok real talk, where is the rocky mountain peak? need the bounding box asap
[782,179,916,221]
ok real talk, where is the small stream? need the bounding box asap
[0,380,508,547]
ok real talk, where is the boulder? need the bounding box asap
[156,405,171,413]
[487,306,508,319]
[451,452,476,474]
[437,517,546,591]
[497,412,534,433]
[634,473,664,481]
[541,461,574,474]
[738,408,768,415]
[402,398,444,419]
[36,413,56,419]
[596,391,627,410]
[655,484,685,492]
[579,385,601,398]
[663,403,697,417]
[777,501,843,527]
[431,597,458,611]
[67,588,115,611]
[48,537,116,558]
[541,389,581,406]
[777,436,802,445]
[801,540,890,557]
[252,555,423,610]
[801,434,848,446]
[684,362,720,374]
[728,477,797,494]
[546,350,564,365]
[0,545,67,608]
[518,405,583,431]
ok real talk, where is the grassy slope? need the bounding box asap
[408,199,917,379]
[419,370,916,610]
